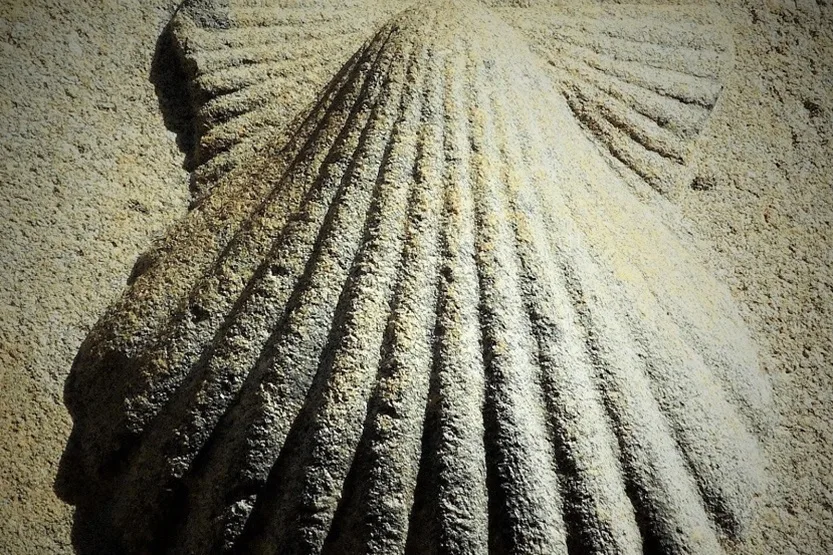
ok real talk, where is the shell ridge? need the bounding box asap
[497,2,731,192]
[619,319,768,539]
[520,62,769,438]
[510,64,732,553]
[560,61,710,140]
[402,40,491,555]
[560,83,689,193]
[108,23,411,551]
[187,38,380,189]
[321,44,448,554]
[467,42,570,553]
[73,23,373,394]
[175,28,420,553]
[557,257,727,554]
[489,56,645,555]
[172,0,398,188]
[538,95,768,547]
[498,14,726,79]
[106,25,395,459]
[237,37,429,552]
[190,32,364,75]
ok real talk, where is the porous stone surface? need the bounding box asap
[0,1,190,552]
[1,0,832,554]
[61,1,771,553]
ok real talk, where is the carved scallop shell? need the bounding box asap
[62,1,772,554]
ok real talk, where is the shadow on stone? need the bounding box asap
[54,428,122,555]
[54,12,192,553]
[150,22,197,172]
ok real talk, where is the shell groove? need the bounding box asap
[60,1,771,554]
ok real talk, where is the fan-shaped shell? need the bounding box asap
[62,1,772,554]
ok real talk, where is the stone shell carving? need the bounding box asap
[61,1,772,554]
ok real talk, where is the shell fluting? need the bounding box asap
[61,1,772,554]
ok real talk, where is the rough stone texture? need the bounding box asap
[0,1,189,553]
[0,0,831,554]
[60,1,771,553]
